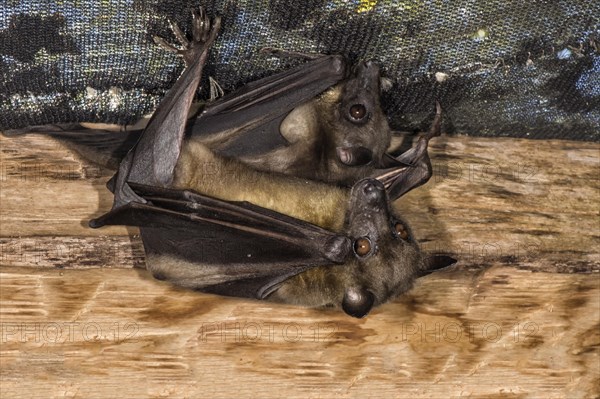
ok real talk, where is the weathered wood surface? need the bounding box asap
[1,133,599,398]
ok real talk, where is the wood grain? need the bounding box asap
[0,266,597,398]
[1,133,599,398]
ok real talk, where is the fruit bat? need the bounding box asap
[2,23,410,188]
[84,8,455,318]
[189,53,395,186]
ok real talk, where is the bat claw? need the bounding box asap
[208,76,224,101]
[153,36,178,54]
[154,7,221,67]
[425,101,443,139]
[192,8,203,42]
[169,20,189,49]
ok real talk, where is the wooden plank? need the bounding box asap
[1,133,599,398]
[1,134,599,271]
[0,265,598,398]
[400,136,600,274]
[0,133,125,237]
[0,236,144,269]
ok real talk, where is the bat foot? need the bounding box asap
[153,7,221,66]
[371,102,444,200]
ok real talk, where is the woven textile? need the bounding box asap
[1,0,598,140]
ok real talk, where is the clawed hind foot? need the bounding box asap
[153,7,221,66]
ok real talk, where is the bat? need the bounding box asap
[188,52,395,186]
[88,8,455,318]
[2,20,412,188]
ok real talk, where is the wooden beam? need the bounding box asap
[1,133,598,397]
[0,265,597,398]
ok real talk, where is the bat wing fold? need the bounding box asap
[374,103,443,201]
[189,55,347,157]
[91,183,351,299]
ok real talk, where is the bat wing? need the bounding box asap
[91,13,351,300]
[3,56,346,171]
[188,55,346,157]
[374,103,443,201]
[92,183,351,299]
[106,12,222,208]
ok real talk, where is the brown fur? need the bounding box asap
[174,140,348,231]
[269,225,424,309]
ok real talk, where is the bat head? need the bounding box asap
[341,178,426,317]
[320,61,392,184]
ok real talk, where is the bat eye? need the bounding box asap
[349,104,367,121]
[394,222,409,240]
[353,237,372,257]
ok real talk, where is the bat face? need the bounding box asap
[268,178,423,318]
[336,62,389,163]
[342,181,423,317]
[317,61,392,185]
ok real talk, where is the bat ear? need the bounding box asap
[342,287,375,318]
[419,255,457,277]
[380,77,393,92]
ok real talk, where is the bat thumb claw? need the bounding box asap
[426,101,443,139]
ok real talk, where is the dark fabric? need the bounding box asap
[1,0,598,141]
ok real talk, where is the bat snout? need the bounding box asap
[342,287,375,318]
[354,178,386,207]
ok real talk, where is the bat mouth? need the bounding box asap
[336,146,373,166]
